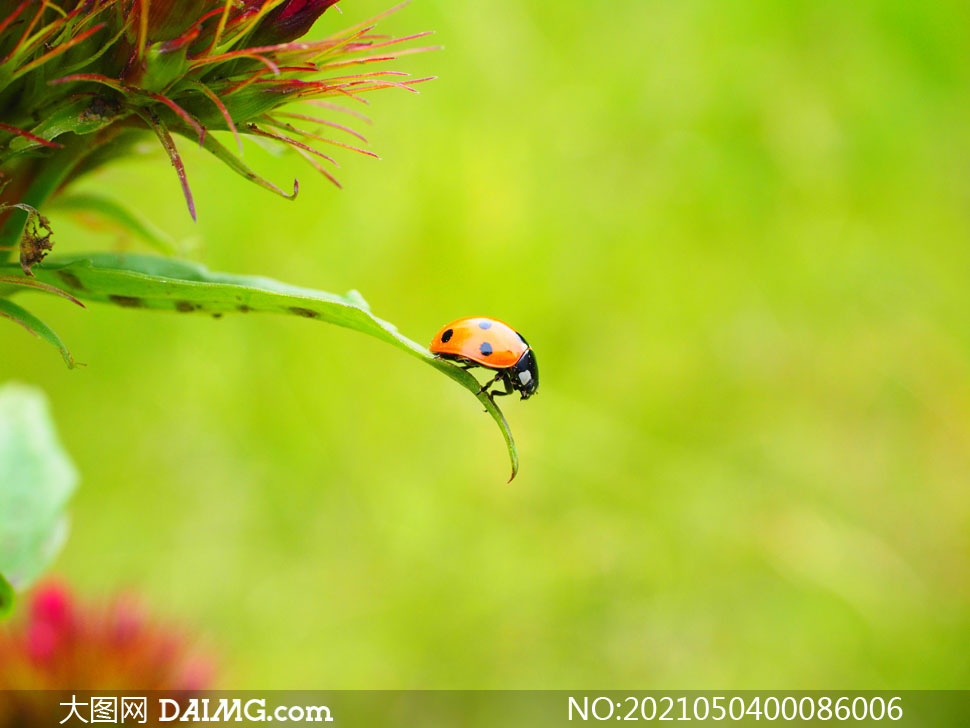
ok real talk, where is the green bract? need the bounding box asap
[0,383,79,604]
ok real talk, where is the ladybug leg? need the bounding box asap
[480,371,515,398]
[476,370,504,396]
[493,372,516,397]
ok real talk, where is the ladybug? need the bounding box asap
[430,317,539,400]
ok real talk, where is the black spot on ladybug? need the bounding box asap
[478,320,492,329]
[441,328,454,343]
[175,301,195,313]
[289,307,319,318]
[480,341,493,356]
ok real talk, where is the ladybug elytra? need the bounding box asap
[430,317,539,400]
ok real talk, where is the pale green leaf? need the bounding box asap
[0,384,79,593]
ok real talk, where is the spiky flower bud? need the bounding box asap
[0,0,434,257]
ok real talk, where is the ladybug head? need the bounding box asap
[510,349,539,400]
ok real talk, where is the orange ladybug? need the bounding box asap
[430,317,539,400]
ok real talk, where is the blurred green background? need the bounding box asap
[2,0,970,687]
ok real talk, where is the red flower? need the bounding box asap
[0,581,214,691]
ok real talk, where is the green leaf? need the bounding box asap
[0,298,76,368]
[13,254,520,480]
[50,193,180,255]
[0,384,79,595]
[5,97,120,156]
[0,572,13,619]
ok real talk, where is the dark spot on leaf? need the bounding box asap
[81,96,121,123]
[237,305,251,313]
[175,301,195,313]
[480,341,493,356]
[478,320,492,329]
[212,313,223,319]
[441,328,453,343]
[56,271,84,290]
[290,307,319,318]
[109,295,143,308]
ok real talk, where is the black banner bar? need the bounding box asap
[1,690,967,727]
